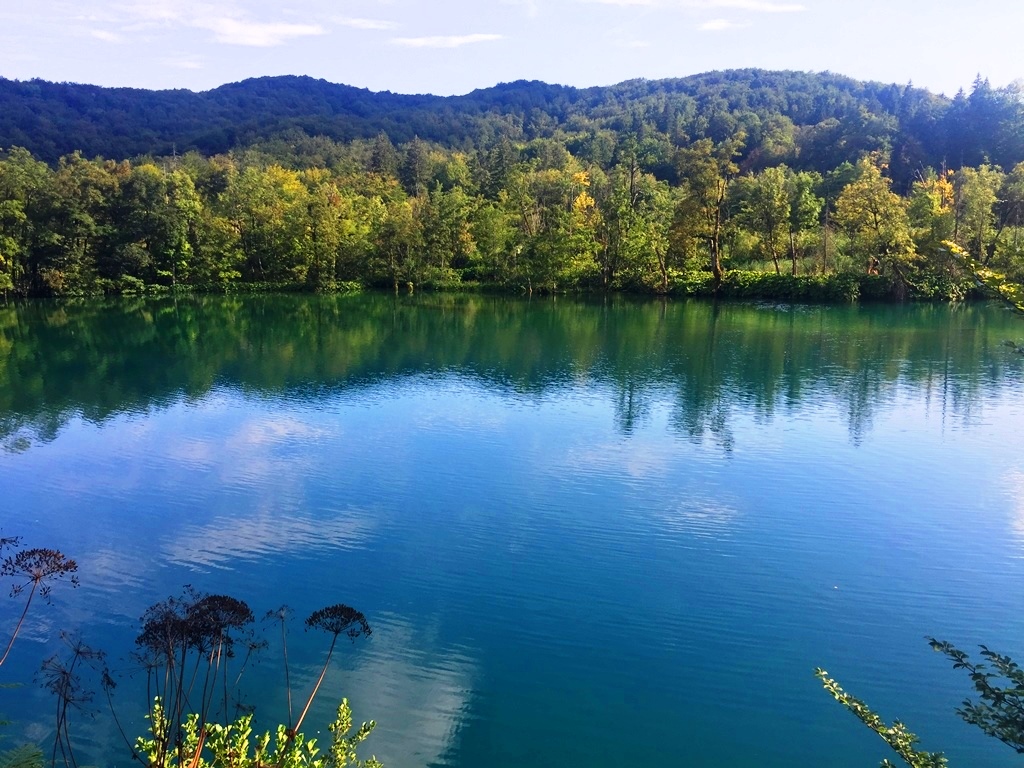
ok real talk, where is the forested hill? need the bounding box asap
[3,69,1023,183]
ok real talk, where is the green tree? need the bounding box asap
[221,165,310,283]
[908,169,956,256]
[115,164,201,287]
[785,168,823,275]
[954,164,1004,263]
[675,136,744,287]
[0,149,62,294]
[417,184,477,284]
[468,200,517,284]
[834,156,915,277]
[372,197,422,291]
[301,169,347,292]
[735,166,790,275]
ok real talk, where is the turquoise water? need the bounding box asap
[1,294,1023,766]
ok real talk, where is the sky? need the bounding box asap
[1,0,1022,97]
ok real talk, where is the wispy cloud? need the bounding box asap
[114,0,182,25]
[91,29,123,43]
[580,0,657,5]
[106,1,329,45]
[163,56,203,69]
[334,16,397,31]
[687,0,804,11]
[391,33,503,48]
[501,0,542,18]
[615,39,652,48]
[192,17,325,46]
[698,18,750,30]
[579,0,804,9]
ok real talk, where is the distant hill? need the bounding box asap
[2,69,1022,181]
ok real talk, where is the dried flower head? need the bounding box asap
[1,548,79,600]
[305,604,372,642]
[188,594,254,650]
[136,589,253,657]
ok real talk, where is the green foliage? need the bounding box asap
[669,270,880,303]
[822,638,1024,766]
[0,707,42,768]
[815,669,947,768]
[927,639,1024,753]
[0,745,43,768]
[2,81,1024,304]
[3,70,1023,184]
[137,699,381,768]
[945,240,1024,312]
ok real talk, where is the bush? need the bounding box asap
[138,699,381,768]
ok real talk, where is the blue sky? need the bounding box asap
[1,0,1022,97]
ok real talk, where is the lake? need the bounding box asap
[1,293,1023,767]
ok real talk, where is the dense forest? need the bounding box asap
[1,69,1023,300]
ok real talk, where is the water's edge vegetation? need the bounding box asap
[3,71,1024,306]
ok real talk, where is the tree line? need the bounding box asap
[4,70,1024,180]
[1,126,1023,300]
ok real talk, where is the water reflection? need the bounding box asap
[1,295,1021,451]
[3,294,1024,768]
[341,615,476,768]
[164,506,379,571]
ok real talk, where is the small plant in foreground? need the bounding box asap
[136,698,381,768]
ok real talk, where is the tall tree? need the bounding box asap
[834,156,915,277]
[675,135,744,287]
[954,164,1004,263]
[736,166,789,275]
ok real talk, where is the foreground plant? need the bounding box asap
[133,588,259,767]
[0,545,79,668]
[816,668,946,767]
[291,606,371,739]
[40,634,107,768]
[926,639,1024,753]
[819,638,1024,766]
[136,698,382,768]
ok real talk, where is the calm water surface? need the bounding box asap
[1,294,1024,767]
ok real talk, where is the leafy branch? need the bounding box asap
[815,668,947,768]
[927,639,1024,753]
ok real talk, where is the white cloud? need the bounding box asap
[698,18,750,30]
[334,16,397,30]
[391,33,503,48]
[192,17,325,46]
[91,29,123,43]
[615,39,652,48]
